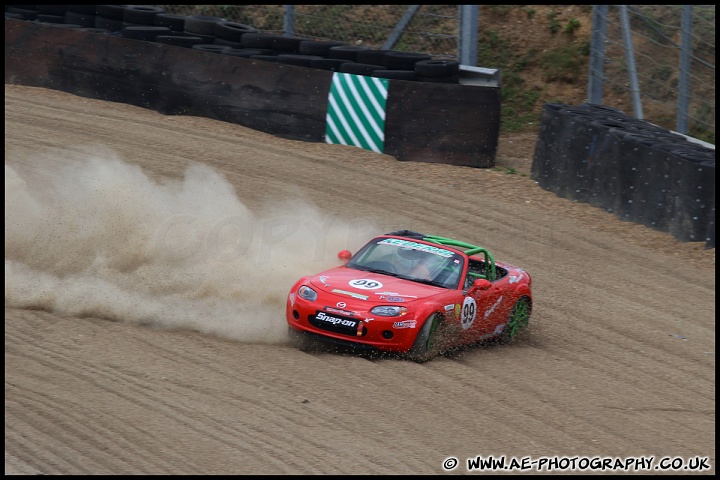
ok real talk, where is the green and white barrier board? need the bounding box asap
[325,72,389,154]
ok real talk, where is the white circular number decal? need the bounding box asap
[461,297,477,330]
[349,278,383,290]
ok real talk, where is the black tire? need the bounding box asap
[95,5,126,20]
[222,48,265,58]
[340,62,385,76]
[415,59,460,77]
[155,35,206,48]
[7,7,37,21]
[240,33,277,49]
[407,313,443,363]
[372,69,417,81]
[94,16,123,32]
[65,5,98,15]
[214,21,257,42]
[298,40,347,56]
[212,37,244,48]
[154,13,187,32]
[184,15,226,36]
[310,58,352,71]
[188,32,216,45]
[270,35,303,53]
[328,45,370,61]
[192,44,232,54]
[123,6,165,25]
[276,54,323,67]
[70,9,96,22]
[355,49,392,66]
[498,297,531,344]
[36,14,65,24]
[36,5,67,16]
[120,26,172,41]
[383,51,432,70]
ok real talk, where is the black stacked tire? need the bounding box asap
[355,49,392,66]
[120,26,173,41]
[214,21,257,43]
[94,5,126,32]
[269,35,304,54]
[415,59,460,77]
[340,62,385,76]
[415,59,461,84]
[328,45,370,62]
[240,33,277,50]
[298,40,347,56]
[154,13,187,32]
[7,6,37,21]
[221,48,266,58]
[155,35,206,48]
[184,15,226,36]
[384,51,432,70]
[123,5,164,25]
[372,70,417,81]
[63,5,96,27]
[192,44,232,54]
[276,54,324,67]
[309,58,351,72]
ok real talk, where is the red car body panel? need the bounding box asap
[286,234,532,354]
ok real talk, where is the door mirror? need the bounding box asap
[470,278,492,293]
[338,250,352,263]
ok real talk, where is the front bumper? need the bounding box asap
[286,298,419,353]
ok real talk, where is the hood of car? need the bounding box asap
[309,265,444,302]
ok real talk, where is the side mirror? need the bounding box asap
[338,250,352,263]
[470,278,492,293]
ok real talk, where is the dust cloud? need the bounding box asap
[4,147,377,344]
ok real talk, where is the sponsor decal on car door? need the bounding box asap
[468,282,504,337]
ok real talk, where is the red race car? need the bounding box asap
[286,230,533,362]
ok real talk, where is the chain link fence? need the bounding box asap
[591,5,715,144]
[159,5,460,58]
[156,5,714,144]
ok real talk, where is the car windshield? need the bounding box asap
[345,237,464,289]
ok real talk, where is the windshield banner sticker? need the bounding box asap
[378,238,454,257]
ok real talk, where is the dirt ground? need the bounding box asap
[4,84,715,475]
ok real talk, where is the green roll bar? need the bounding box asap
[422,235,496,281]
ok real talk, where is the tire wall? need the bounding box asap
[531,103,716,248]
[4,19,500,168]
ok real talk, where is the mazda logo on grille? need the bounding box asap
[336,302,346,308]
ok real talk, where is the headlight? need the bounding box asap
[297,285,317,302]
[370,306,408,317]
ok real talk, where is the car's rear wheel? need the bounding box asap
[407,313,442,363]
[499,297,531,343]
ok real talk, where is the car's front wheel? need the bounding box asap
[407,313,442,363]
[499,297,531,344]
